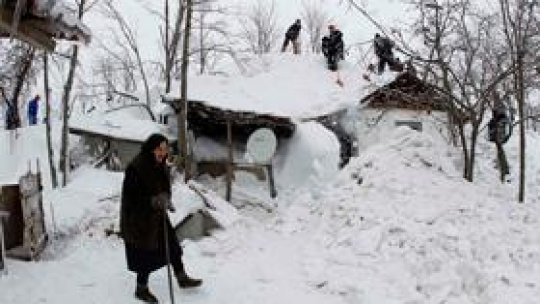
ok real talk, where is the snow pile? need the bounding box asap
[278,127,540,303]
[0,126,52,188]
[174,54,365,118]
[276,121,341,189]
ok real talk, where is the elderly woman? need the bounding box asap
[120,133,202,303]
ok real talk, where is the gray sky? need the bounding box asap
[84,0,411,62]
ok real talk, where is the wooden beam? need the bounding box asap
[0,10,56,51]
[10,0,27,37]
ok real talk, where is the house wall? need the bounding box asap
[352,109,449,152]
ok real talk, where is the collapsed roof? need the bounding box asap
[360,72,448,112]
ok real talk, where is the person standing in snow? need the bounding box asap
[321,24,344,71]
[373,33,399,74]
[27,94,40,126]
[281,19,302,54]
[120,134,202,303]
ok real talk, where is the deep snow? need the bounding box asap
[1,52,540,304]
[2,122,540,304]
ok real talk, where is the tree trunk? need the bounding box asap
[457,123,470,180]
[43,53,58,189]
[165,1,186,94]
[59,45,79,187]
[466,124,480,182]
[59,0,84,186]
[134,48,152,109]
[178,0,193,181]
[199,11,205,74]
[165,0,170,93]
[517,55,526,202]
[9,47,34,129]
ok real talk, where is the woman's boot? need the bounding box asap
[173,262,202,288]
[135,284,159,303]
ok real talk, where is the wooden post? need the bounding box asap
[179,0,193,182]
[225,119,233,202]
[266,164,277,198]
[0,211,8,275]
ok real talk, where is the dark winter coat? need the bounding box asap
[120,134,183,273]
[285,21,301,40]
[27,97,38,118]
[120,153,171,250]
[374,35,394,58]
[322,30,344,56]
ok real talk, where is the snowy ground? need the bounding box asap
[2,122,540,304]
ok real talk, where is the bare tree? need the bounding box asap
[163,0,186,93]
[102,0,152,108]
[238,0,280,55]
[0,43,37,130]
[59,0,98,186]
[408,0,522,182]
[301,0,329,53]
[191,0,230,74]
[499,0,539,202]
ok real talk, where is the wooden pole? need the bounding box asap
[226,119,233,202]
[266,164,277,198]
[164,0,170,93]
[179,0,193,181]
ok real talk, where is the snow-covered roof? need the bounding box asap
[168,54,368,119]
[69,111,175,143]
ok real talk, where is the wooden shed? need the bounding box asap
[0,169,48,261]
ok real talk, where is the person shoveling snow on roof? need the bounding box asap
[281,19,302,55]
[321,24,344,71]
[120,134,202,303]
[373,33,403,74]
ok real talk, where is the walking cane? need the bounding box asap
[163,210,175,304]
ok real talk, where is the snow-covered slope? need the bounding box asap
[276,127,540,303]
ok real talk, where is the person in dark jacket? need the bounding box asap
[281,19,302,54]
[120,133,201,303]
[373,33,399,74]
[27,95,40,126]
[321,24,344,71]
